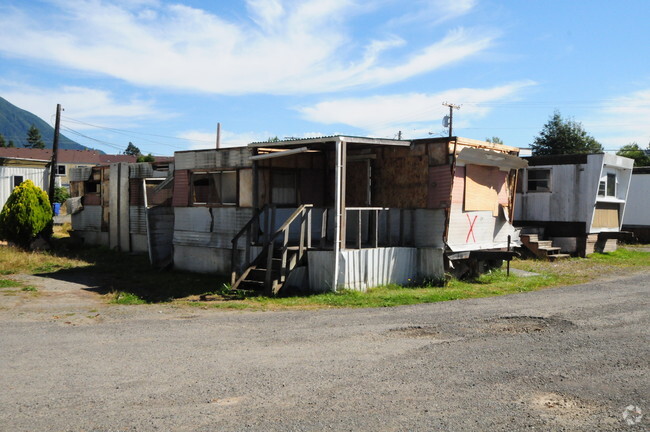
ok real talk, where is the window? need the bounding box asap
[12,175,23,190]
[598,173,617,197]
[191,171,237,205]
[56,164,66,175]
[527,169,551,192]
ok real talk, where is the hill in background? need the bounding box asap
[0,96,93,151]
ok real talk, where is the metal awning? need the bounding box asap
[457,147,528,171]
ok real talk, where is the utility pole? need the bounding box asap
[442,102,460,138]
[216,122,221,149]
[48,104,62,206]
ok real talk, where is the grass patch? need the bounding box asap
[21,286,38,292]
[0,279,22,288]
[0,239,647,309]
[110,291,147,305]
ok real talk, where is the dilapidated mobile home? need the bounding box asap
[69,161,174,266]
[515,153,633,257]
[169,136,526,294]
[622,166,650,242]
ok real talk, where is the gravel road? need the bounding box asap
[0,271,648,431]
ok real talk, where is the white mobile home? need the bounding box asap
[622,166,650,242]
[515,153,634,256]
[0,156,49,210]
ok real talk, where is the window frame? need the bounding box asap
[56,164,66,175]
[598,172,617,198]
[190,170,238,207]
[526,168,551,193]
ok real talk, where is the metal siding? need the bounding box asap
[175,148,252,171]
[173,245,231,273]
[623,173,650,226]
[338,248,418,291]
[71,205,103,231]
[413,209,446,247]
[128,163,153,179]
[451,166,465,205]
[174,207,212,232]
[129,206,147,235]
[417,248,445,279]
[147,206,175,267]
[0,166,48,209]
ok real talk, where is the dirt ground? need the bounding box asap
[0,270,648,431]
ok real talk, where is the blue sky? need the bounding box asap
[0,0,648,155]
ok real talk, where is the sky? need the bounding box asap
[0,0,649,156]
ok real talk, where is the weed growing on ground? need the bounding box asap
[110,291,146,305]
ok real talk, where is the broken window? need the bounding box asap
[527,169,551,192]
[191,171,238,206]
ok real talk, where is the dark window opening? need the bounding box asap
[527,169,551,192]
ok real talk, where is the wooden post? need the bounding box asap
[387,209,392,246]
[299,208,306,258]
[306,207,312,249]
[48,104,62,205]
[372,209,379,248]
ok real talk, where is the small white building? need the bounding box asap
[622,166,650,242]
[515,153,634,256]
[0,156,49,210]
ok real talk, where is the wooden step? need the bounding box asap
[548,253,571,261]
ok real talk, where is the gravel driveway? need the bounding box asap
[0,270,648,431]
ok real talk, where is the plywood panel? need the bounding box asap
[464,164,499,215]
[238,168,253,208]
[427,165,452,208]
[593,203,619,228]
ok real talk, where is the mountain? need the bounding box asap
[0,96,91,151]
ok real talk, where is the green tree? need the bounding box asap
[25,125,46,149]
[485,137,504,144]
[7,140,15,148]
[616,142,650,167]
[531,111,603,155]
[53,186,71,204]
[0,133,6,148]
[123,142,142,156]
[0,180,53,249]
[137,153,155,163]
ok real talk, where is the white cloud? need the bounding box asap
[297,80,537,138]
[0,0,495,95]
[586,88,650,149]
[388,0,477,27]
[0,81,167,128]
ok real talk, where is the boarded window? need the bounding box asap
[464,164,500,215]
[57,165,66,175]
[527,169,551,192]
[191,171,238,206]
[593,202,619,228]
[271,171,297,205]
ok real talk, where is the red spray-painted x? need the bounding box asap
[466,214,477,243]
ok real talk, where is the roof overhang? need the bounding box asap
[0,157,50,167]
[457,147,528,171]
[249,135,411,150]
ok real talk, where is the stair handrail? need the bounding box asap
[264,204,313,294]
